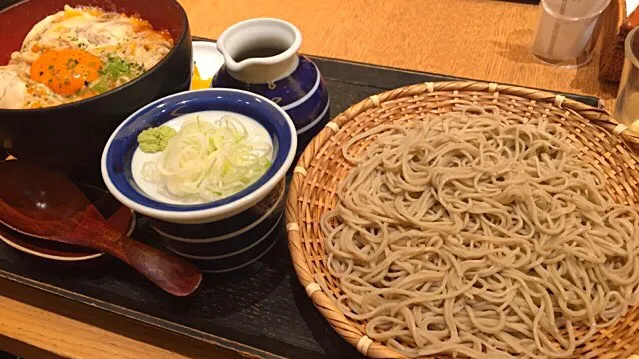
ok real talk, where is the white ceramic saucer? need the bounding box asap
[191,41,225,88]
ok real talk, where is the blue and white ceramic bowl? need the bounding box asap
[101,88,296,272]
[154,179,285,272]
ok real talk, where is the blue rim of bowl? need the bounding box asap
[101,88,297,222]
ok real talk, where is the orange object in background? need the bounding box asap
[191,63,212,89]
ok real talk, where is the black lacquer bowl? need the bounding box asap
[0,0,192,183]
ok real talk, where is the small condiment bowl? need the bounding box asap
[101,89,296,271]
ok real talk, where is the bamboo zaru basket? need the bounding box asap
[285,81,639,358]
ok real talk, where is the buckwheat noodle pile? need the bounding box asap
[320,106,639,358]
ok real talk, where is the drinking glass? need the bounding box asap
[531,0,611,67]
[615,26,639,131]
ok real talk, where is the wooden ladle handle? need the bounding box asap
[108,233,203,296]
[81,215,202,296]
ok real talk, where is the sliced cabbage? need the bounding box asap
[142,115,273,203]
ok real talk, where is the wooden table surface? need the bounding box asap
[0,0,623,358]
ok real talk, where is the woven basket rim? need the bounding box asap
[285,80,639,359]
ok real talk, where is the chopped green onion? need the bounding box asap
[142,115,273,203]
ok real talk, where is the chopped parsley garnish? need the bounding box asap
[66,58,80,69]
[87,56,144,95]
[100,56,138,80]
[90,78,110,94]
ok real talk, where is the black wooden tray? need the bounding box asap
[0,40,602,359]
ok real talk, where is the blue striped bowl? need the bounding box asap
[152,179,285,273]
[101,88,296,224]
[101,89,296,271]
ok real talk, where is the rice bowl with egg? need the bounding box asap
[0,4,173,109]
[0,0,192,179]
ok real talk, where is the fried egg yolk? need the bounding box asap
[30,48,101,95]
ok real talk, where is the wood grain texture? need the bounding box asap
[179,0,620,109]
[0,0,621,358]
[0,279,242,359]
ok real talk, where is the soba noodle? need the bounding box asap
[320,105,639,358]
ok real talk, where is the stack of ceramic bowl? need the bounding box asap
[101,89,296,272]
[148,179,285,272]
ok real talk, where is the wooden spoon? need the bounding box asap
[0,160,202,296]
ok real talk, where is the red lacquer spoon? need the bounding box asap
[0,160,202,296]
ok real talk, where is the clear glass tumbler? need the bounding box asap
[615,26,639,132]
[531,0,611,67]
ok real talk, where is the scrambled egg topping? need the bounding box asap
[0,5,173,109]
